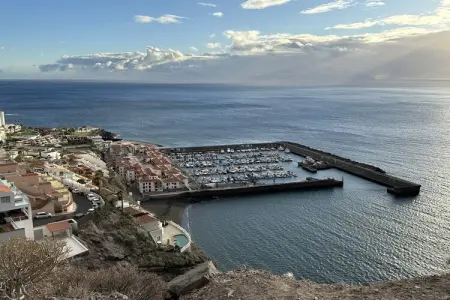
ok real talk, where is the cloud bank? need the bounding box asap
[38,27,450,85]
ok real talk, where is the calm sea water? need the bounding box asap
[2,80,450,284]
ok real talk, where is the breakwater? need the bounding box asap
[281,141,420,196]
[145,178,343,202]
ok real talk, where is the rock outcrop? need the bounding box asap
[168,261,219,297]
[181,269,450,300]
[72,205,208,277]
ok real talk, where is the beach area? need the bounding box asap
[141,200,187,225]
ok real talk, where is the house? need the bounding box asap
[0,178,34,241]
[34,219,89,258]
[134,214,164,243]
[123,207,164,244]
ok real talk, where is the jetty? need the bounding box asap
[145,178,343,202]
[281,141,420,196]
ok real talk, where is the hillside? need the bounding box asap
[181,269,450,300]
[72,205,208,279]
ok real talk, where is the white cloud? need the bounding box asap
[198,2,216,7]
[326,19,380,30]
[206,42,221,49]
[212,12,224,17]
[241,0,292,10]
[39,47,218,73]
[133,14,185,24]
[209,33,216,38]
[301,0,355,14]
[37,26,450,85]
[327,0,450,29]
[365,1,385,7]
[190,46,199,52]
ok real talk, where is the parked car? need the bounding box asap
[34,212,52,219]
[74,213,85,219]
[92,203,99,209]
[72,189,81,194]
[87,208,95,214]
[87,195,98,201]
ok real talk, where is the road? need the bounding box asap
[33,193,93,227]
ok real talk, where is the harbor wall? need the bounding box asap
[281,141,420,196]
[160,142,280,153]
[145,179,343,202]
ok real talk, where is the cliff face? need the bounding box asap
[180,269,450,300]
[72,205,208,278]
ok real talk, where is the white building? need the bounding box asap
[0,128,6,142]
[40,149,61,160]
[0,178,34,241]
[0,111,5,127]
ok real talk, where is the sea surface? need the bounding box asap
[2,80,450,284]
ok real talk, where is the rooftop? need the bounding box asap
[134,214,156,225]
[0,185,12,193]
[46,220,71,232]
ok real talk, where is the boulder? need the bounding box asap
[168,261,219,296]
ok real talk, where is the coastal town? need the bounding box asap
[0,109,428,299]
[0,110,193,262]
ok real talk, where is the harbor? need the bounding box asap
[161,141,421,198]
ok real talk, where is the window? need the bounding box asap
[1,196,10,204]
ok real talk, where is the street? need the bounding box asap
[33,193,94,227]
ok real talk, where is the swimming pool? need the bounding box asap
[174,234,189,248]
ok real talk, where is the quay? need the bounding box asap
[162,141,421,197]
[145,178,343,202]
[281,141,420,196]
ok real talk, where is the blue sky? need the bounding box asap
[0,0,448,83]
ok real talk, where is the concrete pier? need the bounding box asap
[281,141,421,196]
[145,178,343,202]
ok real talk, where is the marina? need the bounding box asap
[170,147,297,186]
[162,141,421,197]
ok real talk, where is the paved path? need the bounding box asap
[33,194,93,227]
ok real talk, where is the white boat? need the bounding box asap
[278,146,284,151]
[284,148,290,153]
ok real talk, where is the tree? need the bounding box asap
[92,170,104,187]
[77,178,86,184]
[0,237,69,299]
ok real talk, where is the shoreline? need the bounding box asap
[141,200,187,225]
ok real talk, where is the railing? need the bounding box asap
[168,221,192,253]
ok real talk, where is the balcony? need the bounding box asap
[0,214,26,240]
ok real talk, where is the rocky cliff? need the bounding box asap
[72,205,208,279]
[181,269,450,300]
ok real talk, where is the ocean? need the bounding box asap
[2,80,450,284]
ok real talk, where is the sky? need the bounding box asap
[1,0,449,84]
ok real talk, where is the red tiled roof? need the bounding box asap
[134,214,155,225]
[123,207,142,216]
[0,185,12,193]
[46,220,71,232]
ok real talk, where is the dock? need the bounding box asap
[145,178,343,202]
